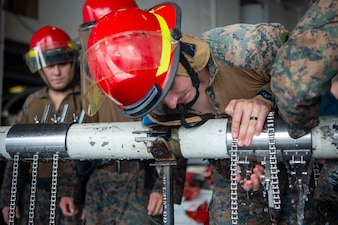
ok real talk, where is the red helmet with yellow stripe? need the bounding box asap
[84,3,182,118]
[25,26,78,73]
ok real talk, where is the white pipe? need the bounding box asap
[311,116,338,159]
[66,119,228,160]
[1,116,338,160]
[66,122,154,160]
[0,126,11,159]
[178,119,228,158]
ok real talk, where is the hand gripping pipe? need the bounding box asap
[0,115,337,160]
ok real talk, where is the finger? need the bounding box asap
[244,104,266,145]
[253,164,265,176]
[254,109,269,136]
[237,103,253,146]
[155,201,163,215]
[241,179,253,191]
[244,119,257,146]
[228,101,243,139]
[224,100,236,116]
[81,209,86,220]
[148,198,162,215]
[147,200,155,215]
[250,174,261,191]
[236,173,242,183]
[16,208,20,219]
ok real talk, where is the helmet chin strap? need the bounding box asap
[178,52,214,128]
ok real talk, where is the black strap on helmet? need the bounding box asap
[178,52,214,128]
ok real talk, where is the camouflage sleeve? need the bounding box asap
[58,161,86,203]
[200,23,289,73]
[271,0,338,138]
[0,161,13,208]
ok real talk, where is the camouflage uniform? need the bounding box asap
[0,85,85,225]
[148,23,290,224]
[270,0,338,224]
[60,97,189,225]
[270,0,338,139]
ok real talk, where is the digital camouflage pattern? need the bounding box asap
[276,162,323,225]
[209,161,270,225]
[61,97,186,225]
[271,0,338,139]
[83,163,162,225]
[147,23,289,224]
[201,23,288,225]
[0,86,85,225]
[200,23,290,74]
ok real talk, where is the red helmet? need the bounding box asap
[25,26,78,73]
[82,0,138,23]
[79,0,139,116]
[84,3,182,118]
[79,0,138,50]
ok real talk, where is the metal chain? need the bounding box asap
[312,161,320,187]
[28,154,39,225]
[9,153,20,225]
[49,153,59,225]
[230,138,239,225]
[266,111,281,223]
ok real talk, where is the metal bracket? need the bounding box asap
[134,127,177,225]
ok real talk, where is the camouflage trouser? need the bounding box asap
[84,167,162,225]
[313,160,338,224]
[18,183,82,225]
[276,162,322,225]
[208,163,271,225]
[277,161,338,225]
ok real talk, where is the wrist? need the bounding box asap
[255,90,276,109]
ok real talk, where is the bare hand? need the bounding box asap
[225,95,273,146]
[237,164,265,191]
[59,197,78,216]
[2,206,20,224]
[81,208,86,220]
[147,192,163,216]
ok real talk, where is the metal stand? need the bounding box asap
[135,128,176,225]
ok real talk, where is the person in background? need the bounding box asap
[59,1,175,224]
[83,3,291,224]
[0,26,85,225]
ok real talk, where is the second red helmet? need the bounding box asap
[25,25,78,73]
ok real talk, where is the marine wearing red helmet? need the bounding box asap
[25,25,78,89]
[84,3,182,118]
[25,26,78,73]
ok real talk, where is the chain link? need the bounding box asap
[49,153,59,225]
[267,111,281,210]
[266,111,281,224]
[9,154,20,225]
[312,161,320,187]
[230,138,239,225]
[28,154,39,225]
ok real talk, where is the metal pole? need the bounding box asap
[0,115,337,160]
